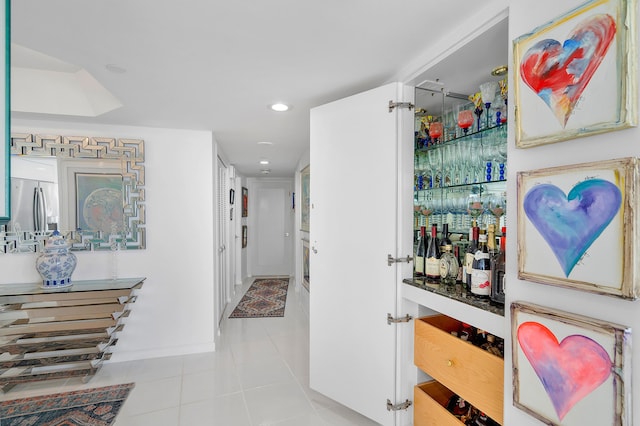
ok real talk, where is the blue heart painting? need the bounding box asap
[524,179,622,277]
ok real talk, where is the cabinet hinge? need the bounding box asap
[387,254,413,266]
[387,313,413,325]
[386,399,412,411]
[388,100,414,112]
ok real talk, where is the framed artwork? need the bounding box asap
[242,225,247,248]
[75,173,124,233]
[230,188,235,205]
[300,165,310,232]
[511,301,631,425]
[302,239,310,291]
[242,187,248,217]
[513,0,637,148]
[517,157,639,299]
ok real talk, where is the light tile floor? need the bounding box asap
[1,277,380,426]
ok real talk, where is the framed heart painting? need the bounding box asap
[513,0,637,148]
[517,157,640,299]
[511,302,631,425]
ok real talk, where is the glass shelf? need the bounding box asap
[415,122,507,152]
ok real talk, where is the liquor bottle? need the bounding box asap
[464,225,479,292]
[425,225,441,282]
[414,226,427,277]
[471,233,491,298]
[439,228,458,286]
[490,227,506,305]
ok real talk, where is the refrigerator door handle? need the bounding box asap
[33,187,47,231]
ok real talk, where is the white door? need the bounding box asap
[309,83,413,425]
[216,157,228,324]
[249,179,293,276]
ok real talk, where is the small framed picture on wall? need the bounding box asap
[242,225,247,248]
[242,187,248,217]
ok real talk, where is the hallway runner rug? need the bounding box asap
[229,277,290,318]
[0,382,134,425]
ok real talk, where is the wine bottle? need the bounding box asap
[486,224,496,255]
[425,224,441,282]
[414,226,427,277]
[481,334,504,358]
[490,227,506,305]
[440,223,452,252]
[446,395,471,419]
[464,226,479,292]
[471,233,491,298]
[472,328,487,347]
[459,322,474,343]
[454,244,464,284]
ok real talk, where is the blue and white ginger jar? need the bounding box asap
[36,231,78,289]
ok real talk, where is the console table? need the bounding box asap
[0,277,145,391]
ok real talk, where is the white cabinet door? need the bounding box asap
[310,82,412,425]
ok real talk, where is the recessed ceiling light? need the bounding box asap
[270,103,289,112]
[257,141,273,146]
[260,169,271,174]
[259,159,270,165]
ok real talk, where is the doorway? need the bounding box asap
[248,178,294,277]
[216,156,228,325]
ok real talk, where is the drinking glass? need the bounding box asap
[428,122,443,144]
[479,81,498,128]
[457,109,474,136]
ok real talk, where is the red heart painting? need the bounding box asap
[520,14,616,127]
[517,321,612,420]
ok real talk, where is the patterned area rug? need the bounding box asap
[0,383,134,425]
[229,277,290,318]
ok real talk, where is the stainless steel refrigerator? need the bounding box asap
[9,177,59,232]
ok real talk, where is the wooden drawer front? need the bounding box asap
[414,315,504,424]
[414,381,462,426]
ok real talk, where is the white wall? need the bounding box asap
[506,2,640,425]
[2,119,217,362]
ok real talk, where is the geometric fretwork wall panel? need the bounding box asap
[1,133,146,253]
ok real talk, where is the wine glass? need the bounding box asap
[469,92,484,132]
[428,122,443,144]
[487,193,506,229]
[421,203,434,228]
[457,109,474,136]
[467,191,484,226]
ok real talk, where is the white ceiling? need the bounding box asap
[10,1,508,177]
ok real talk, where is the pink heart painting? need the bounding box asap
[520,14,616,127]
[517,322,612,421]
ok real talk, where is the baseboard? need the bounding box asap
[106,342,216,363]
